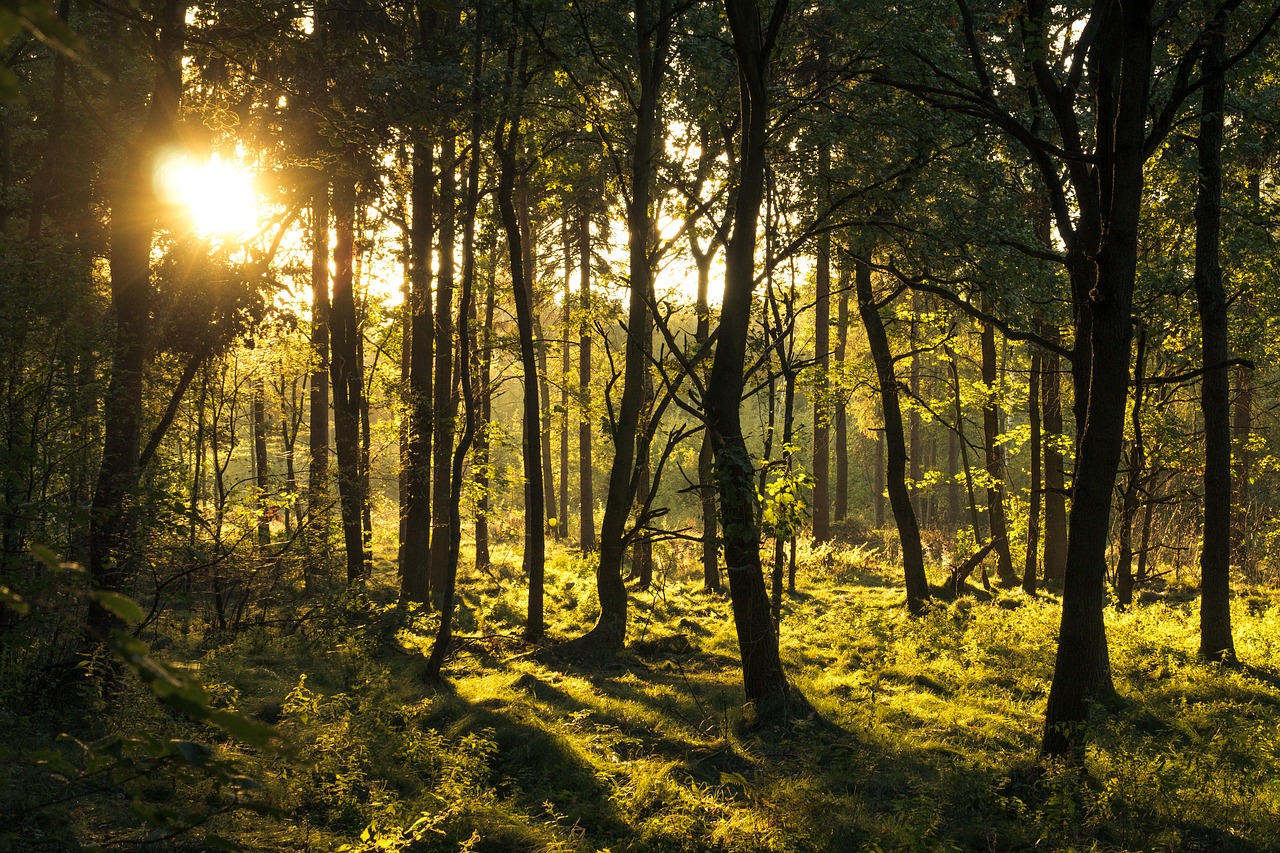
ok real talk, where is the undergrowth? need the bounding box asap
[4,541,1280,851]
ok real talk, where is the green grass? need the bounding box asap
[7,541,1280,851]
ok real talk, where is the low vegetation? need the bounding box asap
[6,543,1278,851]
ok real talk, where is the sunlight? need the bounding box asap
[155,152,260,240]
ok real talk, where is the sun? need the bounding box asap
[155,151,260,239]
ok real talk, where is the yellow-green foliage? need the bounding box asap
[11,544,1280,851]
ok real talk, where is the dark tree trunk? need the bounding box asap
[578,207,595,551]
[401,144,435,602]
[710,0,792,722]
[834,267,849,524]
[496,101,546,642]
[856,256,929,615]
[1040,322,1066,584]
[561,219,571,542]
[812,147,831,542]
[253,374,270,547]
[1115,324,1147,609]
[1231,366,1251,575]
[329,172,366,588]
[88,0,187,636]
[308,181,331,524]
[578,0,673,652]
[1025,351,1041,595]
[1193,24,1235,663]
[980,320,1015,584]
[475,252,496,572]
[429,133,457,607]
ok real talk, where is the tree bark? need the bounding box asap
[812,147,831,542]
[496,101,546,642]
[710,0,793,722]
[578,207,595,551]
[980,319,1016,584]
[329,171,366,588]
[856,256,929,615]
[1193,23,1236,663]
[1040,322,1066,584]
[401,143,434,602]
[1025,350,1041,595]
[428,132,457,607]
[87,0,187,635]
[834,266,849,524]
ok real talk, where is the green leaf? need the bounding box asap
[94,591,145,623]
[206,709,277,750]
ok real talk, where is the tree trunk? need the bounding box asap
[401,143,434,602]
[496,106,546,642]
[1115,324,1147,609]
[578,207,595,551]
[812,147,831,542]
[475,252,495,572]
[577,0,673,652]
[710,0,792,722]
[834,267,849,524]
[980,319,1016,584]
[1025,350,1041,595]
[330,172,366,588]
[1193,24,1235,663]
[429,133,457,607]
[856,256,929,615]
[253,373,270,547]
[88,0,187,636]
[1040,322,1066,584]
[561,218,572,541]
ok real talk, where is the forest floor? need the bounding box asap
[7,540,1280,851]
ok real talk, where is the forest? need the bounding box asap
[3,0,1280,849]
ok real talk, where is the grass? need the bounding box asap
[6,539,1280,851]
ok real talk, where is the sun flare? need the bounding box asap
[156,152,259,239]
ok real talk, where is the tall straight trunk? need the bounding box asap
[711,0,792,722]
[358,328,373,576]
[27,0,72,239]
[401,144,434,602]
[947,417,961,530]
[88,0,187,635]
[578,0,673,652]
[834,268,849,523]
[520,176,560,538]
[1115,324,1147,608]
[908,296,923,523]
[812,147,831,542]
[428,133,457,606]
[475,255,495,571]
[496,106,545,642]
[1231,366,1251,573]
[1040,322,1066,583]
[1025,350,1041,594]
[1194,25,1235,663]
[427,36,483,679]
[980,320,1016,584]
[945,344,983,538]
[330,172,365,587]
[578,208,596,551]
[253,373,270,547]
[695,247,719,591]
[561,218,572,538]
[1041,3,1151,757]
[308,179,331,514]
[874,429,885,529]
[856,257,929,615]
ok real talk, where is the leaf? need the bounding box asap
[94,591,145,623]
[206,709,277,750]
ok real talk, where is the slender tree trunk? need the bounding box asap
[577,0,673,652]
[496,103,545,641]
[88,0,187,636]
[1040,322,1066,584]
[1025,351,1041,595]
[1115,324,1147,609]
[578,208,596,552]
[874,428,885,529]
[710,0,793,722]
[812,147,831,542]
[834,268,849,524]
[561,218,572,540]
[330,172,365,588]
[401,143,434,602]
[1232,366,1251,575]
[475,253,495,572]
[908,296,923,524]
[1194,24,1235,663]
[980,319,1016,584]
[856,256,929,615]
[253,373,270,547]
[429,133,457,606]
